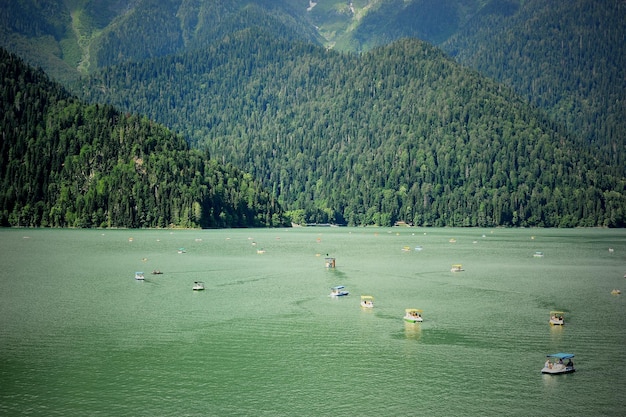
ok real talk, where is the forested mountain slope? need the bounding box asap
[81,32,626,227]
[0,49,284,228]
[2,0,623,167]
[2,1,625,228]
[442,0,626,170]
[300,0,484,51]
[0,0,320,83]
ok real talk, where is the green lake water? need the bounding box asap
[0,227,625,416]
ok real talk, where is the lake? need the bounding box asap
[0,227,625,416]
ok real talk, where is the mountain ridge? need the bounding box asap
[79,33,626,227]
[1,1,625,227]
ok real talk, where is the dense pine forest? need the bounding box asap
[80,31,626,227]
[442,0,626,171]
[0,49,284,228]
[1,0,625,228]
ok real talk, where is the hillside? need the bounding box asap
[299,0,484,51]
[442,0,626,167]
[80,32,626,227]
[2,0,624,158]
[0,49,284,228]
[2,1,625,228]
[0,0,320,83]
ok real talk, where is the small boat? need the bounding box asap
[134,271,145,280]
[192,281,205,291]
[360,295,374,308]
[451,264,464,272]
[533,251,544,257]
[541,353,575,374]
[151,269,163,275]
[178,248,186,254]
[611,289,621,295]
[403,308,423,323]
[549,311,565,325]
[325,257,336,268]
[330,285,349,297]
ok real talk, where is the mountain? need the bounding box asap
[2,0,623,153]
[300,0,485,51]
[0,0,320,83]
[0,48,284,228]
[80,31,626,227]
[1,0,625,228]
[442,0,626,165]
[0,0,488,79]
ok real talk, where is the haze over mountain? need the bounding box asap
[1,0,624,227]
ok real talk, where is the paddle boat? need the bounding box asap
[330,285,349,297]
[192,281,205,291]
[549,311,565,325]
[451,264,464,272]
[134,271,145,280]
[541,353,575,374]
[360,295,374,308]
[403,308,423,323]
[611,289,621,295]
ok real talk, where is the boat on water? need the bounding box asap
[451,264,464,272]
[330,285,349,297]
[403,308,423,323]
[360,295,374,308]
[541,353,575,374]
[549,311,565,325]
[192,281,205,291]
[151,269,163,275]
[135,271,145,280]
[178,248,186,254]
[533,251,544,257]
[611,289,621,295]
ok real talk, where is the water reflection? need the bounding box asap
[549,322,564,344]
[404,322,422,341]
[541,371,572,392]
